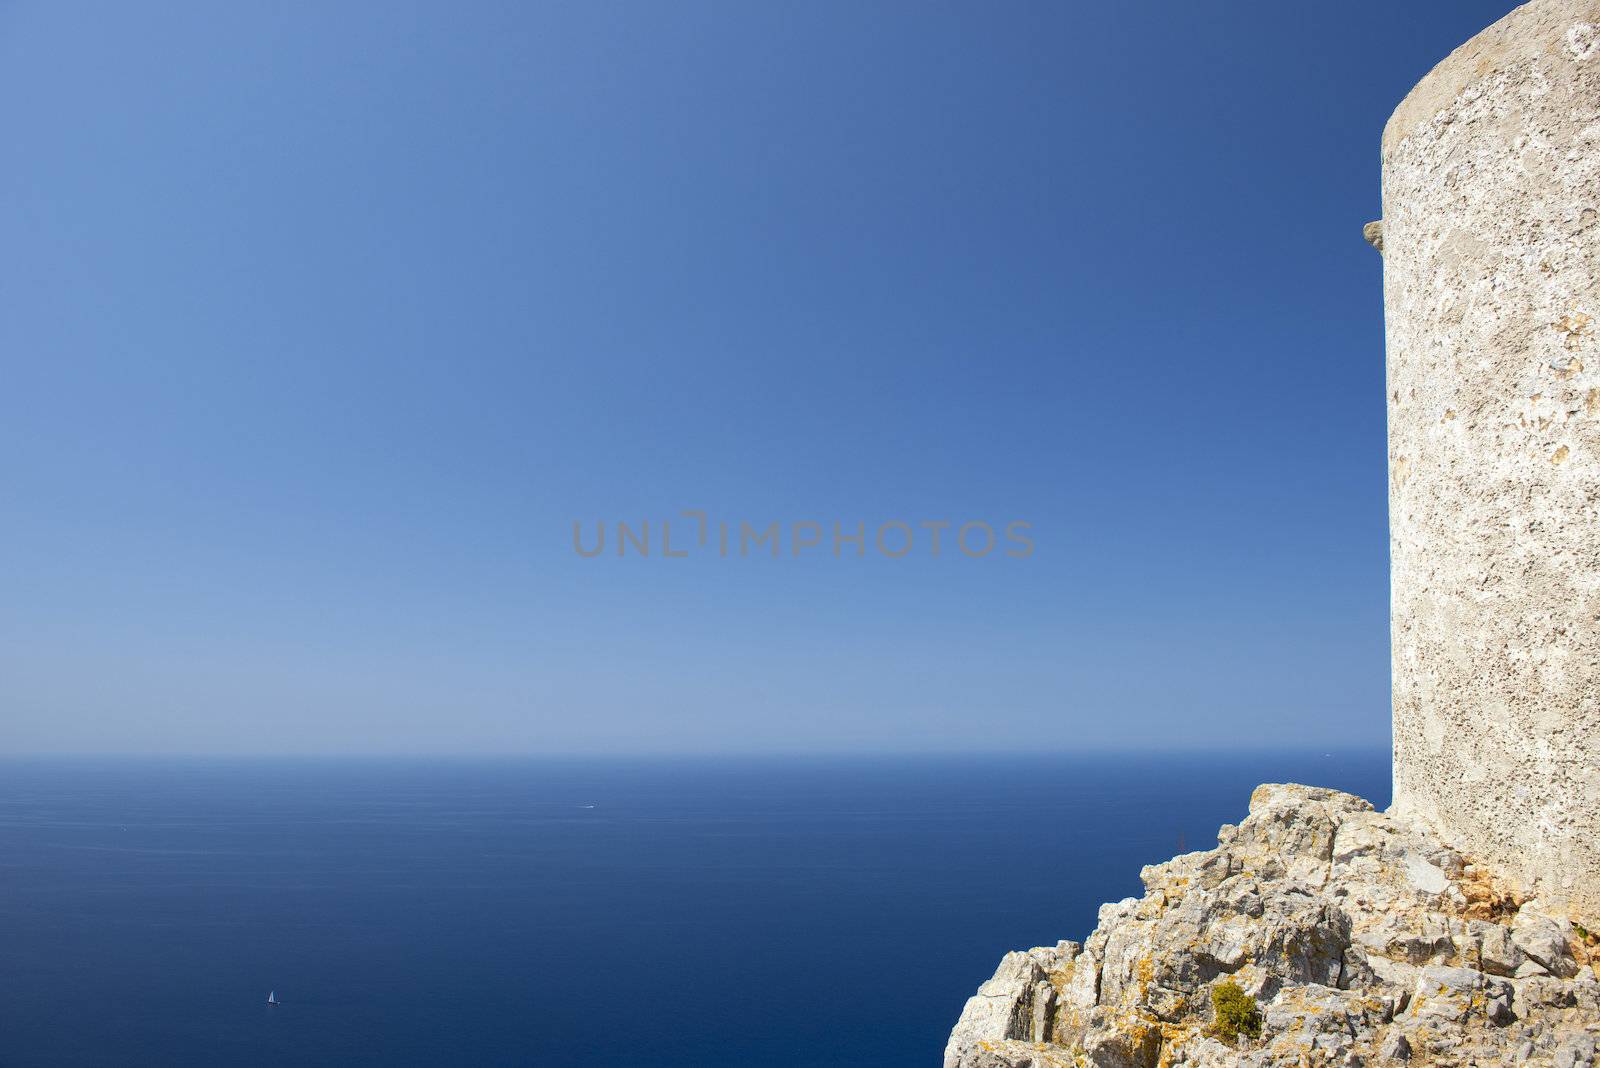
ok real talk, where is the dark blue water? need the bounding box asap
[0,752,1388,1066]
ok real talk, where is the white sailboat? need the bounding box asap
[267,991,278,1006]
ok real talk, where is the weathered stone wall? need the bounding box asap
[1384,0,1600,924]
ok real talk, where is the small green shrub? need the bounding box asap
[1209,980,1262,1043]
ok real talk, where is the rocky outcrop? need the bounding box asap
[945,785,1600,1067]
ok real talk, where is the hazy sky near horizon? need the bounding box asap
[1,1,1517,754]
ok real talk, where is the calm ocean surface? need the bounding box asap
[0,752,1389,1066]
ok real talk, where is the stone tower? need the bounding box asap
[1383,0,1600,922]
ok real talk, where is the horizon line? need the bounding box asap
[0,745,1393,761]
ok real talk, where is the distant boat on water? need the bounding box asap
[267,991,278,1006]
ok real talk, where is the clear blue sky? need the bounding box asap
[0,1,1517,754]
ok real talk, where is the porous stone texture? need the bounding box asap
[944,785,1600,1068]
[1382,0,1600,925]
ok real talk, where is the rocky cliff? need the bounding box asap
[944,785,1600,1067]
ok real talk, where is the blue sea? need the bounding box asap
[0,752,1388,1066]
